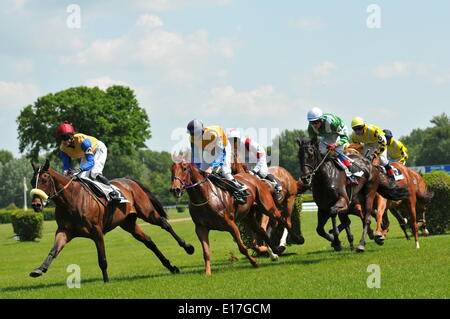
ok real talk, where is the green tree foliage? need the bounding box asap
[0,157,33,208]
[0,150,13,165]
[401,113,450,166]
[16,86,151,161]
[270,129,307,179]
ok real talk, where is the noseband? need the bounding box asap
[300,144,331,186]
[31,168,76,207]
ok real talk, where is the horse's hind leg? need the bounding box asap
[226,220,258,269]
[91,227,109,283]
[141,208,194,255]
[390,208,410,240]
[30,230,70,278]
[339,213,354,250]
[121,215,180,274]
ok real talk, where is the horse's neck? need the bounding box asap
[187,164,210,201]
[49,169,77,205]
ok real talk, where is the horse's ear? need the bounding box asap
[43,159,50,171]
[295,137,302,147]
[31,161,37,172]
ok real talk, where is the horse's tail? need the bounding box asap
[377,182,410,201]
[129,178,168,219]
[417,189,434,204]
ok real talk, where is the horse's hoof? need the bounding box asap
[30,268,44,277]
[356,245,365,253]
[295,236,305,245]
[171,266,180,274]
[276,246,286,254]
[270,254,279,262]
[331,242,343,251]
[374,233,385,246]
[184,244,195,255]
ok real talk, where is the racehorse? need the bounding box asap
[297,137,409,252]
[170,156,304,275]
[230,151,303,255]
[345,144,433,248]
[29,159,194,283]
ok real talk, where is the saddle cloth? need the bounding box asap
[79,176,129,203]
[377,166,405,181]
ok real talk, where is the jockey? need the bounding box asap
[350,117,396,183]
[383,129,409,165]
[186,119,248,204]
[307,107,363,184]
[56,121,120,201]
[227,128,283,200]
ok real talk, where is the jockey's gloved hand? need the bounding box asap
[70,169,81,178]
[211,167,220,174]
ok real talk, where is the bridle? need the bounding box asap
[173,164,210,206]
[299,142,331,186]
[32,167,76,206]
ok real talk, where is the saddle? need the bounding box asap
[207,174,249,204]
[78,176,129,203]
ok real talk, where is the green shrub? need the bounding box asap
[301,193,314,202]
[5,203,18,210]
[0,210,12,224]
[422,171,450,235]
[176,205,186,213]
[42,208,55,221]
[11,211,44,241]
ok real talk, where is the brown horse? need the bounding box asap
[345,144,433,248]
[29,159,194,283]
[170,158,304,275]
[230,153,303,255]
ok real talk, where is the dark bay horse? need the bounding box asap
[29,159,194,283]
[170,158,304,275]
[297,137,409,252]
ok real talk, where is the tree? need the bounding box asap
[16,86,151,161]
[401,113,450,166]
[269,129,307,179]
[0,156,33,208]
[0,150,14,165]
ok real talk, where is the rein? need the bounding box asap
[32,167,76,206]
[303,148,331,186]
[174,165,210,206]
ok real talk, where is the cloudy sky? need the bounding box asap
[1,0,449,157]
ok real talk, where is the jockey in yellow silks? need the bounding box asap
[187,119,248,203]
[56,121,120,201]
[383,129,409,164]
[350,117,396,182]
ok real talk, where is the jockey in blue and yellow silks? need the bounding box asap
[186,119,248,204]
[56,121,120,201]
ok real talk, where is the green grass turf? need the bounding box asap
[0,208,448,299]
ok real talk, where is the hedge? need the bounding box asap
[0,208,55,224]
[11,211,44,241]
[422,171,450,235]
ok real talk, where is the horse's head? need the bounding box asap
[296,137,320,184]
[30,159,52,212]
[170,160,189,198]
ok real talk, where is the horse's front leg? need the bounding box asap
[316,209,333,242]
[92,227,109,283]
[30,230,70,278]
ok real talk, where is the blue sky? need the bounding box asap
[1,0,449,157]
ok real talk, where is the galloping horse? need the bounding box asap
[297,137,409,252]
[230,152,303,254]
[29,159,194,282]
[345,144,433,248]
[170,157,304,275]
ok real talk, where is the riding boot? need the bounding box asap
[230,178,249,205]
[384,165,397,186]
[96,174,121,201]
[266,174,283,200]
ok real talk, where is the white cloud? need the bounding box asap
[289,16,326,30]
[133,0,231,12]
[294,61,337,88]
[374,61,411,79]
[84,77,130,90]
[0,81,40,110]
[137,14,164,28]
[204,85,299,118]
[9,58,34,74]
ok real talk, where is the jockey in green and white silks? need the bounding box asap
[307,107,363,183]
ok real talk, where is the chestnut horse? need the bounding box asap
[345,144,433,248]
[297,137,409,252]
[230,152,303,255]
[170,158,304,275]
[29,159,194,283]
